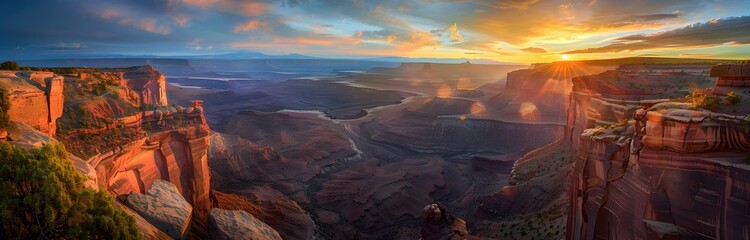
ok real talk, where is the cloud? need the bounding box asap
[234,19,269,33]
[44,42,89,50]
[386,35,397,43]
[178,0,270,16]
[487,0,540,10]
[449,23,463,42]
[563,16,750,54]
[118,18,171,35]
[100,9,121,19]
[464,0,703,46]
[402,31,439,48]
[173,15,191,27]
[520,47,547,53]
[353,31,363,44]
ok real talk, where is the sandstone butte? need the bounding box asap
[0,66,279,240]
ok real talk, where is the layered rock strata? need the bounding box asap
[566,64,750,240]
[0,71,64,136]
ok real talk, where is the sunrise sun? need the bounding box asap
[562,54,570,61]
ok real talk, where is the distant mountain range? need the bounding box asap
[8,51,516,65]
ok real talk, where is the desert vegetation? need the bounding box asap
[0,142,140,239]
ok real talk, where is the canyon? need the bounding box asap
[1,58,748,240]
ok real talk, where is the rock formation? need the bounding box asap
[93,100,212,214]
[126,179,193,239]
[208,208,283,240]
[566,64,750,240]
[112,66,168,106]
[0,71,64,136]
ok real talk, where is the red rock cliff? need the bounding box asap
[102,66,168,107]
[84,101,212,213]
[0,71,64,136]
[566,64,750,240]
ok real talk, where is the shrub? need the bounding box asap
[726,92,741,105]
[0,88,9,128]
[0,142,141,239]
[681,89,720,111]
[0,61,19,70]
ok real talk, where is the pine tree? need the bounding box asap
[0,142,142,239]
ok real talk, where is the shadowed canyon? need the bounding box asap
[2,1,750,239]
[3,57,749,239]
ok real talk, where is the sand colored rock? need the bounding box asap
[114,201,172,240]
[94,121,212,214]
[0,71,64,136]
[118,66,168,106]
[126,179,193,239]
[208,208,282,240]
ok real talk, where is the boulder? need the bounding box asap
[208,208,282,240]
[126,179,192,239]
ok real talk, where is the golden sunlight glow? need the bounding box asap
[519,101,539,120]
[562,54,570,61]
[437,84,452,98]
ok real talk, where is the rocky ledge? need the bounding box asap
[126,179,193,239]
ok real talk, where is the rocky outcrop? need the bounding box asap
[93,103,212,214]
[208,209,282,240]
[126,179,193,239]
[124,66,168,106]
[0,71,64,136]
[100,66,168,107]
[115,201,173,240]
[711,63,750,87]
[566,64,750,240]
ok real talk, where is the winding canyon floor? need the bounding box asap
[167,63,568,239]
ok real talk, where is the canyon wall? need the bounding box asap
[104,66,168,107]
[566,64,750,240]
[87,101,212,213]
[0,71,64,136]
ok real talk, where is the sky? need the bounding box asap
[1,0,749,63]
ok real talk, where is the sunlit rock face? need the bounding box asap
[566,64,750,240]
[0,71,64,136]
[94,107,212,214]
[111,65,168,107]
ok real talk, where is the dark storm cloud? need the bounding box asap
[564,16,750,54]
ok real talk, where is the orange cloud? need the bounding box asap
[354,31,364,44]
[520,47,547,53]
[449,23,463,42]
[386,35,397,43]
[231,35,360,48]
[100,9,121,19]
[179,0,269,16]
[403,32,439,47]
[114,18,170,35]
[234,19,268,33]
[173,15,190,27]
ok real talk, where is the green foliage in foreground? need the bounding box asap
[0,142,141,240]
[0,88,9,128]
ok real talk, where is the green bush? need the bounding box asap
[0,61,19,70]
[682,89,720,111]
[0,142,142,239]
[726,92,741,105]
[0,88,9,128]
